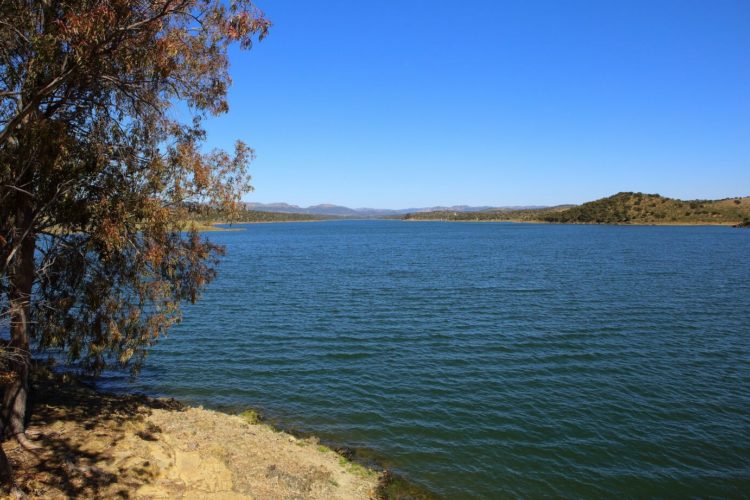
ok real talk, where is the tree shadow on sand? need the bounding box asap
[3,368,184,498]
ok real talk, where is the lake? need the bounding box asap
[101,220,750,497]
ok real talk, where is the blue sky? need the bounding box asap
[202,0,750,208]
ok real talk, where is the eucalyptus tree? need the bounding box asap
[0,0,269,459]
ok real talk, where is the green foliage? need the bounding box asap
[341,458,377,479]
[238,409,262,425]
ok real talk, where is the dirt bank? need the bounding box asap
[2,370,380,499]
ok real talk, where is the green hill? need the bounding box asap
[403,193,750,225]
[543,192,750,224]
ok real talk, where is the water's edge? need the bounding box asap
[88,376,438,499]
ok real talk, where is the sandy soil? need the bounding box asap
[2,372,380,499]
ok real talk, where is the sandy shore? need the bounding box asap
[3,370,381,499]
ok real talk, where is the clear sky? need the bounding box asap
[201,0,750,208]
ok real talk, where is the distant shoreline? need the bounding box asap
[191,193,750,227]
[187,219,328,231]
[195,219,744,230]
[400,219,740,227]
[212,219,328,226]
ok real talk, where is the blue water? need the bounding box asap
[103,221,750,497]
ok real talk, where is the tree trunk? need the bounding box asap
[0,442,11,484]
[1,200,35,443]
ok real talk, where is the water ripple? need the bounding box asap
[104,221,750,498]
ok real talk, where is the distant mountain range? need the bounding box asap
[243,202,548,217]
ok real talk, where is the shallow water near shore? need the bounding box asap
[100,220,750,497]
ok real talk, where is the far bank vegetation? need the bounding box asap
[403,192,750,225]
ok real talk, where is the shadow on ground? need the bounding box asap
[2,368,183,498]
[2,367,432,499]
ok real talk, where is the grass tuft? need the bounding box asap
[238,409,262,425]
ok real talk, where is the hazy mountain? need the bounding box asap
[243,202,530,217]
[243,202,359,216]
[307,204,362,216]
[479,206,550,212]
